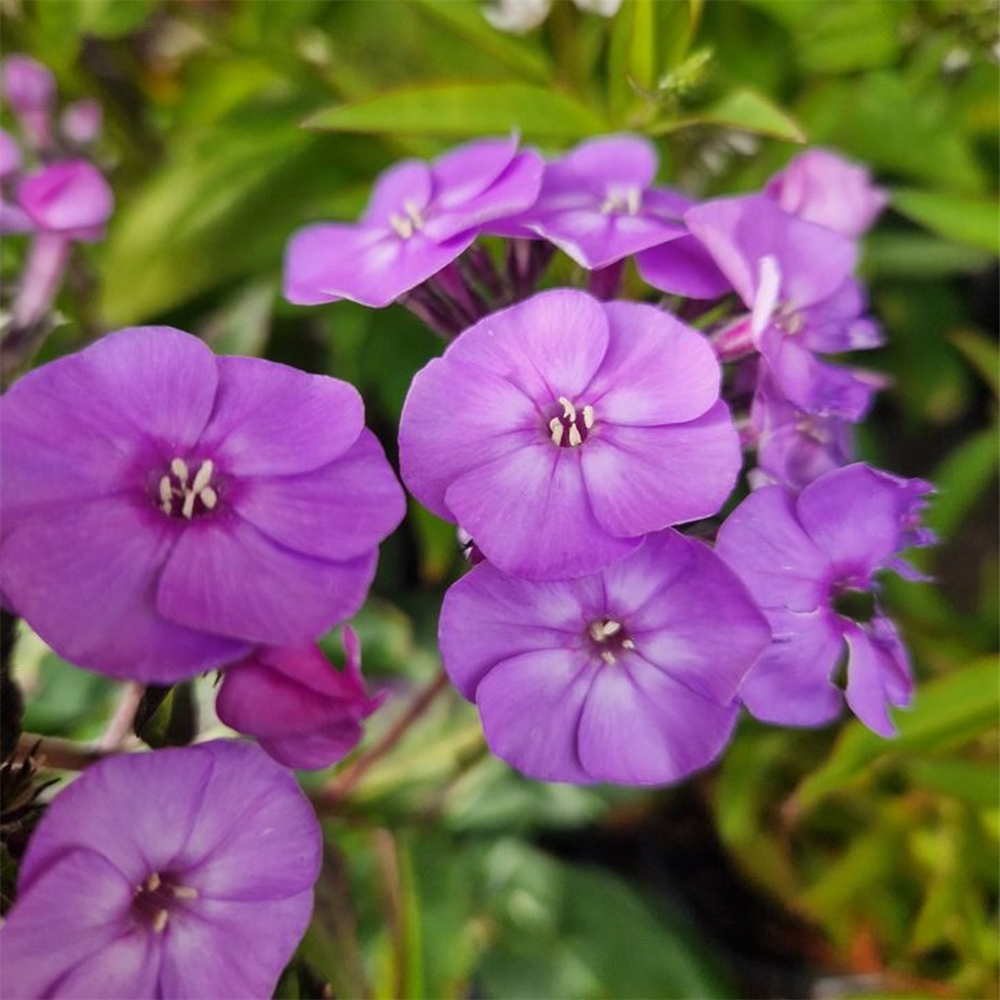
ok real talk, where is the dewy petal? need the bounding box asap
[445,288,610,402]
[715,485,831,612]
[2,325,218,454]
[234,429,404,562]
[585,301,721,425]
[577,659,739,784]
[0,849,145,1000]
[0,498,250,683]
[18,745,216,889]
[158,516,377,646]
[842,622,908,737]
[361,158,433,229]
[175,741,321,901]
[439,561,598,699]
[614,531,770,705]
[446,444,641,580]
[635,234,732,299]
[796,464,931,578]
[399,356,541,519]
[200,356,364,477]
[157,890,314,1000]
[476,648,597,783]
[738,607,845,727]
[581,401,741,537]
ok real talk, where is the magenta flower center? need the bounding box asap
[600,184,642,216]
[548,396,594,448]
[158,457,218,520]
[587,617,635,665]
[131,870,200,933]
[388,200,426,240]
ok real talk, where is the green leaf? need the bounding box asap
[949,329,1000,396]
[863,232,994,279]
[305,83,607,140]
[791,655,1000,812]
[653,87,806,142]
[926,425,1000,539]
[891,189,1000,254]
[906,760,1000,809]
[794,0,904,74]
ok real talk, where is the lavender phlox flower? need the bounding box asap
[715,463,934,736]
[678,194,880,420]
[765,148,887,237]
[284,135,543,308]
[399,289,741,580]
[440,529,769,784]
[0,740,321,999]
[217,628,384,770]
[749,366,856,492]
[1,55,55,151]
[60,97,103,146]
[501,135,690,270]
[0,327,406,682]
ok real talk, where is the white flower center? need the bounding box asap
[549,396,594,448]
[600,184,642,217]
[389,199,426,239]
[159,458,217,519]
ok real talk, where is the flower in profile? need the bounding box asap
[0,327,406,682]
[440,529,770,784]
[399,289,741,580]
[765,148,887,237]
[217,628,384,770]
[1,740,321,999]
[506,134,689,270]
[284,135,542,308]
[715,463,934,736]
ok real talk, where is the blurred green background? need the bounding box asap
[2,1,998,997]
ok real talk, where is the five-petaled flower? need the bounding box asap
[0,326,406,682]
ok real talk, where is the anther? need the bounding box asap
[582,405,594,430]
[621,638,635,650]
[600,650,616,665]
[145,872,161,892]
[159,476,173,515]
[152,909,169,934]
[549,419,565,447]
[171,885,199,900]
[568,424,583,448]
[199,486,218,510]
[191,459,213,493]
[559,396,577,421]
[170,458,189,484]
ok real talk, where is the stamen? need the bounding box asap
[582,405,594,429]
[549,397,594,448]
[567,424,583,448]
[549,418,565,447]
[559,396,577,421]
[199,486,218,510]
[159,476,173,515]
[170,458,189,485]
[600,650,616,665]
[171,885,199,900]
[600,620,622,637]
[191,459,213,494]
[181,489,197,520]
[389,214,414,239]
[152,909,169,934]
[621,638,635,650]
[145,872,161,892]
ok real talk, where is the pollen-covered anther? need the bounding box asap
[549,396,594,449]
[159,457,218,519]
[600,185,642,217]
[152,910,169,933]
[389,199,426,240]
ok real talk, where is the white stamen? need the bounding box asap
[170,458,189,485]
[600,650,616,665]
[172,885,199,900]
[145,872,161,892]
[403,199,425,228]
[181,489,197,520]
[567,424,583,448]
[621,638,635,650]
[549,418,565,447]
[389,213,414,239]
[152,909,169,933]
[625,186,641,216]
[582,405,594,430]
[159,476,173,515]
[191,459,213,494]
[199,485,218,510]
[558,396,577,421]
[600,619,622,637]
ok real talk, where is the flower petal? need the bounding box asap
[0,497,249,683]
[586,301,720,425]
[361,159,433,228]
[559,134,659,191]
[580,401,741,537]
[577,660,739,784]
[842,622,908,737]
[635,234,732,299]
[431,136,518,209]
[200,356,364,477]
[52,927,162,1000]
[233,429,404,560]
[446,444,640,579]
[158,515,376,645]
[476,648,597,783]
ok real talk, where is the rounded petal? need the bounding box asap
[200,356,364,477]
[17,159,113,238]
[1,849,151,1000]
[842,623,906,737]
[561,134,659,191]
[476,648,597,783]
[580,401,741,537]
[635,234,732,299]
[577,660,739,784]
[257,724,365,770]
[361,158,433,228]
[158,516,377,646]
[399,356,541,519]
[0,497,250,683]
[446,444,640,579]
[586,301,721,425]
[715,485,832,612]
[431,136,518,208]
[738,607,845,727]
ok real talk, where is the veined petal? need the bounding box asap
[0,497,249,683]
[157,515,376,646]
[53,927,162,1000]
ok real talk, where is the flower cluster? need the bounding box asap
[1,55,113,335]
[285,133,934,783]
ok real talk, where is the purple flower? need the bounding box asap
[399,289,741,580]
[17,159,113,241]
[505,135,689,269]
[217,628,384,770]
[284,135,542,308]
[0,327,406,682]
[765,148,887,237]
[1,740,321,999]
[439,529,770,784]
[1,55,55,151]
[60,97,104,146]
[715,463,934,736]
